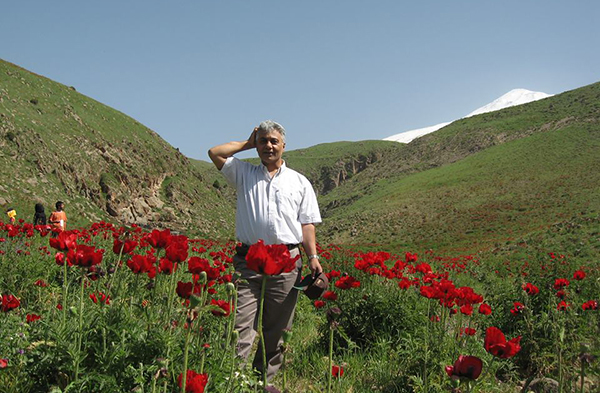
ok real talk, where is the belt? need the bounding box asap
[235,243,300,257]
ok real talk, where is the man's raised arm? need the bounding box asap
[208,128,257,170]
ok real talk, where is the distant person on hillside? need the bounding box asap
[49,201,67,232]
[208,120,323,385]
[6,208,16,224]
[33,203,46,226]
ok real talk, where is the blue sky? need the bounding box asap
[3,1,599,160]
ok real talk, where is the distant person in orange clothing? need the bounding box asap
[49,201,67,232]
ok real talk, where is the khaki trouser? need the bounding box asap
[233,248,302,381]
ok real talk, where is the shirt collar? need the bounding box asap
[261,160,287,178]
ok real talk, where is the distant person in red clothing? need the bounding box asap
[49,201,67,232]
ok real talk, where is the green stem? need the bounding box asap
[62,255,68,326]
[257,275,268,388]
[327,326,334,393]
[74,275,85,381]
[107,246,125,299]
[423,300,431,393]
[181,316,193,393]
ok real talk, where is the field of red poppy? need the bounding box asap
[0,220,598,393]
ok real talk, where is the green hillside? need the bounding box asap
[0,59,234,235]
[317,83,600,252]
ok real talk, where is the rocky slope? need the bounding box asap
[0,59,234,236]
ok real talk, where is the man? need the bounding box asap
[49,201,67,232]
[208,120,322,383]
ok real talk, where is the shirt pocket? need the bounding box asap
[276,189,302,217]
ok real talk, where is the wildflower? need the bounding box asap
[323,291,338,301]
[557,301,569,311]
[478,303,492,315]
[522,283,539,295]
[484,327,521,358]
[445,355,482,380]
[510,302,525,315]
[334,275,361,290]
[332,365,344,378]
[210,299,232,317]
[1,294,20,312]
[176,281,193,299]
[573,270,586,280]
[553,278,570,290]
[177,369,208,393]
[314,300,325,309]
[245,240,299,275]
[26,314,41,323]
[582,300,598,311]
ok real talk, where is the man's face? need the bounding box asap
[256,130,285,166]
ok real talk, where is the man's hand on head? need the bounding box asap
[247,127,258,149]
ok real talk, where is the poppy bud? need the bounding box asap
[197,271,208,285]
[326,307,342,324]
[226,282,236,295]
[69,306,78,316]
[231,330,240,345]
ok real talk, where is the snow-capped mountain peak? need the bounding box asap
[383,88,552,144]
[465,89,552,118]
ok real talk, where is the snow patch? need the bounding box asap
[384,89,552,144]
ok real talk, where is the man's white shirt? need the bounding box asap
[221,157,322,245]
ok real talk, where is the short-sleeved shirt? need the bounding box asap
[221,157,321,245]
[49,211,67,231]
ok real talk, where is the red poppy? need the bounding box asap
[398,278,412,289]
[510,302,525,315]
[553,278,570,290]
[210,299,232,317]
[556,290,567,299]
[523,283,539,295]
[557,301,569,311]
[582,300,598,311]
[332,365,344,378]
[445,355,482,380]
[314,300,325,308]
[573,270,586,280]
[165,238,189,263]
[90,293,98,303]
[460,304,473,316]
[415,263,432,274]
[188,257,220,280]
[49,231,77,251]
[334,276,361,290]
[484,327,521,358]
[158,258,175,275]
[26,313,41,323]
[1,294,20,312]
[34,279,48,287]
[326,270,341,281]
[478,303,492,316]
[147,229,172,249]
[463,327,476,336]
[323,291,338,301]
[0,358,7,368]
[176,281,193,299]
[126,254,157,278]
[245,240,299,275]
[112,238,137,255]
[68,244,103,268]
[177,369,208,393]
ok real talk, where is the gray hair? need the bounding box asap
[257,120,286,143]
